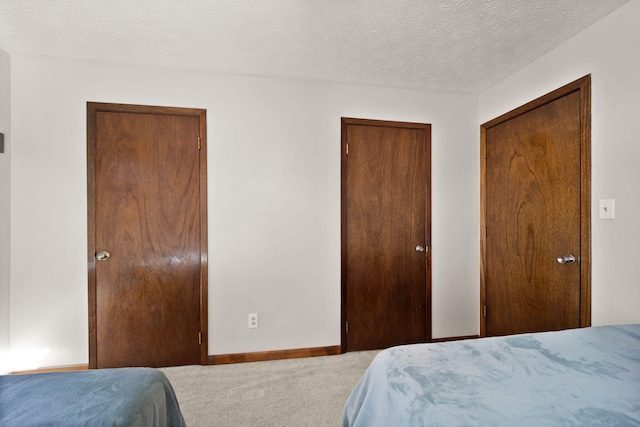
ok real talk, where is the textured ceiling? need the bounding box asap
[0,0,631,92]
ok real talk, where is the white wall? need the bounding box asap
[0,48,11,372]
[9,56,479,367]
[10,0,639,369]
[480,0,640,326]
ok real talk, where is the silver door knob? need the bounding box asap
[415,245,427,253]
[96,251,111,261]
[557,254,576,264]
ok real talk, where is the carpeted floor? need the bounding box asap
[161,350,379,427]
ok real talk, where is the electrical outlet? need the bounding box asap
[248,313,258,329]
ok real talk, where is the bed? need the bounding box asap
[0,367,186,426]
[342,324,640,426]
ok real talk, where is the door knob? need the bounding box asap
[415,245,427,253]
[557,254,576,264]
[96,251,111,261]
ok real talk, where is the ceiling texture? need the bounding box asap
[0,0,631,92]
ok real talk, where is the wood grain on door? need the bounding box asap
[481,76,591,336]
[342,118,431,351]
[87,103,208,368]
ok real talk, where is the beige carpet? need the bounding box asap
[161,350,379,427]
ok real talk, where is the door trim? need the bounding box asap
[480,75,591,337]
[340,117,432,351]
[87,102,208,367]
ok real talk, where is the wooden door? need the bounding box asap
[481,76,591,337]
[87,103,208,368]
[342,118,431,351]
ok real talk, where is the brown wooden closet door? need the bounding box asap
[88,104,206,368]
[484,87,585,336]
[342,118,431,351]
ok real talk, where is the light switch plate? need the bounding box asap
[599,199,615,220]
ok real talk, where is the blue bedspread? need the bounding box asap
[0,367,186,427]
[343,325,640,426]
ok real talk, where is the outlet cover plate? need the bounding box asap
[248,313,258,329]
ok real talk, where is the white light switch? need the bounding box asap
[599,199,615,220]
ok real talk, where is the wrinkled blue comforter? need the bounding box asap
[0,367,185,427]
[343,325,640,426]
